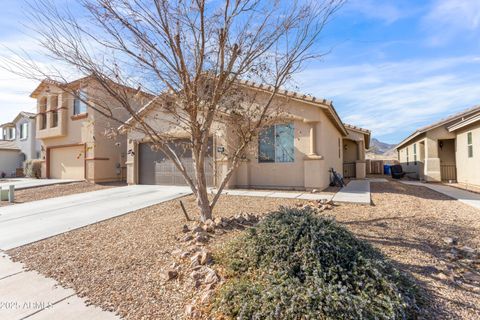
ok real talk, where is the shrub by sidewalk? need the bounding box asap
[23,160,43,178]
[213,207,421,319]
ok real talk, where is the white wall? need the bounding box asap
[0,150,21,177]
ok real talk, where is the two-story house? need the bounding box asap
[30,76,144,182]
[0,112,40,177]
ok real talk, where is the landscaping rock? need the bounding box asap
[442,237,457,245]
[190,269,204,281]
[202,221,215,233]
[171,249,183,257]
[182,224,190,233]
[182,234,194,242]
[200,289,214,303]
[460,246,476,258]
[191,226,203,233]
[200,250,213,265]
[194,233,209,244]
[214,217,223,227]
[204,268,218,284]
[190,252,201,267]
[162,269,178,281]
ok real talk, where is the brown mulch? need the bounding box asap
[8,181,480,319]
[0,181,124,206]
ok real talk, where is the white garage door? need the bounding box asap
[49,145,85,179]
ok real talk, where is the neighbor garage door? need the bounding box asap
[139,139,213,186]
[49,145,85,179]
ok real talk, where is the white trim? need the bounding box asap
[448,113,480,132]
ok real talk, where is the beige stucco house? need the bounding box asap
[122,81,370,191]
[396,105,480,187]
[30,77,145,182]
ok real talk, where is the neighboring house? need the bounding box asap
[30,77,144,182]
[396,105,480,187]
[0,140,20,177]
[0,112,40,177]
[122,81,370,191]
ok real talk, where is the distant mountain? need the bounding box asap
[369,138,396,154]
[367,138,397,160]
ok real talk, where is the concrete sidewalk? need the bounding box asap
[211,188,333,201]
[400,181,480,210]
[0,185,191,250]
[332,180,371,204]
[0,253,118,320]
[0,179,82,191]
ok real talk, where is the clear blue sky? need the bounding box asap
[1,0,480,144]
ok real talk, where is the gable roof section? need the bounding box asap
[12,111,36,124]
[447,109,480,132]
[30,76,155,101]
[344,124,371,149]
[121,80,349,136]
[0,122,14,128]
[0,140,20,151]
[396,105,480,150]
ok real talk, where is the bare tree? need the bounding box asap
[3,0,344,221]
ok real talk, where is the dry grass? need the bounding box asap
[0,182,123,206]
[8,181,480,319]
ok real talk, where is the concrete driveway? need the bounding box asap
[0,178,82,191]
[0,185,191,250]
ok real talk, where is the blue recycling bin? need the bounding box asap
[383,164,391,175]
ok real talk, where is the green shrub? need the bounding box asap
[213,207,420,320]
[23,160,42,178]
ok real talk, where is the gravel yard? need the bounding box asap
[0,181,123,206]
[8,181,480,319]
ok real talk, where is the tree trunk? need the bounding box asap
[197,187,213,222]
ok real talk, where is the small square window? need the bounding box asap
[74,90,88,115]
[20,123,28,140]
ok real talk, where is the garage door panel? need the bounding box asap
[140,140,213,186]
[49,146,85,180]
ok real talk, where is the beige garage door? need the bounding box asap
[49,145,85,179]
[139,139,213,186]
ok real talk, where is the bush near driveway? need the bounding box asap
[23,160,42,178]
[213,207,421,319]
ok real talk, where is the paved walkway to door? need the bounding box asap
[0,252,119,320]
[0,178,82,191]
[400,181,480,210]
[332,180,371,204]
[0,185,191,250]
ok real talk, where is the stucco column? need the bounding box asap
[45,95,53,129]
[36,98,42,130]
[356,140,366,161]
[424,137,441,182]
[304,120,319,156]
[355,141,366,179]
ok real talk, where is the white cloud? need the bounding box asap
[0,68,37,124]
[423,0,480,46]
[295,56,480,143]
[344,0,411,24]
